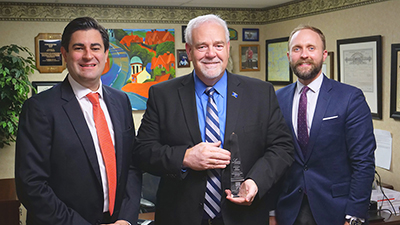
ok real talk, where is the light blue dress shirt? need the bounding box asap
[194,71,227,148]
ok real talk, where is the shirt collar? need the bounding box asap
[296,73,324,94]
[68,75,103,100]
[193,70,227,98]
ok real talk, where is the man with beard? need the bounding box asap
[134,14,294,225]
[273,25,376,225]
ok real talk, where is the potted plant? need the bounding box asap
[0,44,36,148]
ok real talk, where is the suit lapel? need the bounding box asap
[224,73,243,143]
[178,73,202,144]
[281,84,306,162]
[221,73,243,189]
[61,78,102,185]
[305,76,332,160]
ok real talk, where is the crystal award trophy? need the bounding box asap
[230,132,244,197]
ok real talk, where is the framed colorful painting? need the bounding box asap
[104,29,175,110]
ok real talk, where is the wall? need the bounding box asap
[0,0,398,188]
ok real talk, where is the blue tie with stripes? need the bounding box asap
[204,87,222,219]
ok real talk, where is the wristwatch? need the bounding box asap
[347,217,363,225]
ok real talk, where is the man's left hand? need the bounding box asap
[225,179,258,206]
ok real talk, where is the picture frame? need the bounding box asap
[265,37,292,85]
[177,49,190,68]
[34,33,66,73]
[242,28,259,41]
[322,51,334,80]
[390,44,400,119]
[182,26,187,43]
[337,35,382,119]
[228,27,238,41]
[32,81,61,95]
[239,45,260,71]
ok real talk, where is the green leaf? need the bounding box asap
[0,44,36,148]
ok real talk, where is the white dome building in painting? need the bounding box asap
[130,56,151,83]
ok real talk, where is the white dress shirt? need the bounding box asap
[68,75,115,212]
[292,74,324,139]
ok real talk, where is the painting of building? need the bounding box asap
[102,28,175,110]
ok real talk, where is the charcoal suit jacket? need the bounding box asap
[15,77,142,225]
[135,71,294,225]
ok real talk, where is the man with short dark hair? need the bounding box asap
[15,17,142,225]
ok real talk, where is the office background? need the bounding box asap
[0,0,399,221]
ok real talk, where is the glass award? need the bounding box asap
[230,132,244,197]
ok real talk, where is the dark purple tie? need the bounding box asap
[297,86,309,156]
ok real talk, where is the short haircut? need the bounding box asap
[184,14,230,45]
[288,24,326,50]
[61,17,109,52]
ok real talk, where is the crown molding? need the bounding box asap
[0,0,388,24]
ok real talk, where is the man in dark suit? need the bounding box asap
[273,25,376,225]
[134,14,294,225]
[15,17,141,225]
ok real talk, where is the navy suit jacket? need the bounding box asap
[134,71,294,225]
[275,75,376,225]
[15,77,142,225]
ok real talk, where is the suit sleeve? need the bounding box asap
[246,84,295,199]
[15,98,91,225]
[344,89,376,218]
[134,86,189,178]
[118,94,143,224]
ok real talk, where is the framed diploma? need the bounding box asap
[32,81,61,95]
[337,35,382,119]
[34,33,66,73]
[390,44,400,119]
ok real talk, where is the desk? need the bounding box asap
[370,212,400,225]
[0,178,20,225]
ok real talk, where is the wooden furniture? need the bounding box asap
[139,212,155,220]
[0,178,20,225]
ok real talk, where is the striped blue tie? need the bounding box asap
[204,87,222,219]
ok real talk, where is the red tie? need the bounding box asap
[86,92,117,215]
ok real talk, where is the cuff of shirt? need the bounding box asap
[345,215,365,223]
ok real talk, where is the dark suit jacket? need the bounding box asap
[15,77,142,225]
[275,75,376,225]
[134,71,294,225]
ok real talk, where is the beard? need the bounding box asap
[198,59,225,80]
[290,59,323,81]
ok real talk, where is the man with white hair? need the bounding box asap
[135,14,294,225]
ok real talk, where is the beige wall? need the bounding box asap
[1,0,399,190]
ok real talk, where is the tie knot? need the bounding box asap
[86,92,100,105]
[301,86,309,95]
[205,87,216,97]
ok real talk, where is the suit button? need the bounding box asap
[304,165,308,171]
[298,188,303,193]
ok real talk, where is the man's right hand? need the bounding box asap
[269,216,278,225]
[182,141,231,171]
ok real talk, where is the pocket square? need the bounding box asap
[323,115,338,121]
